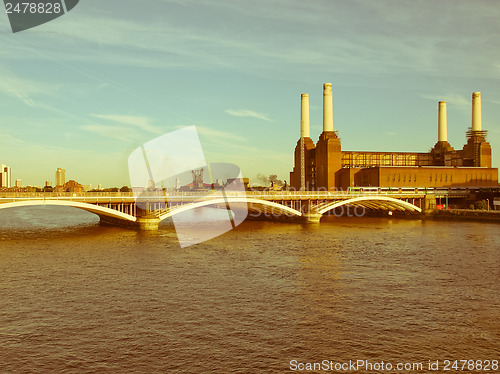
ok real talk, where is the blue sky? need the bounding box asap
[1,0,499,187]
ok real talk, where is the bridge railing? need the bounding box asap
[0,188,469,200]
[0,192,136,198]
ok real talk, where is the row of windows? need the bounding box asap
[386,173,494,183]
[429,174,453,182]
[387,174,417,182]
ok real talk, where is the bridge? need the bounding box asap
[0,190,455,230]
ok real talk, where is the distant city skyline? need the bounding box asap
[1,0,499,187]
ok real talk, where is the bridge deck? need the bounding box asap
[0,190,446,202]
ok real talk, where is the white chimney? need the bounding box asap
[438,101,447,142]
[300,93,310,138]
[472,92,481,131]
[323,83,333,132]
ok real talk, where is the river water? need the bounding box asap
[0,206,498,373]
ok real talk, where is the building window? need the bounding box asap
[387,174,390,182]
[440,174,442,182]
[430,174,432,181]
[445,174,448,182]
[450,174,453,182]
[398,174,400,181]
[414,174,416,182]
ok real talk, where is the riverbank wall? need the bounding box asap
[430,209,500,222]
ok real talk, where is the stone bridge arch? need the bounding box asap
[0,200,137,222]
[317,196,422,215]
[159,197,302,221]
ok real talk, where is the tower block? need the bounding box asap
[315,133,341,190]
[462,92,492,167]
[290,138,316,189]
[315,83,341,190]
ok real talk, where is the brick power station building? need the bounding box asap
[290,84,498,190]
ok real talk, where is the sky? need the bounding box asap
[1,0,500,187]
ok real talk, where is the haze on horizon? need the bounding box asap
[1,0,499,187]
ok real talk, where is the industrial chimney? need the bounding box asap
[300,93,310,138]
[472,92,481,131]
[323,83,333,132]
[438,101,447,142]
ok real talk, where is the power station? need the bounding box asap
[290,84,498,190]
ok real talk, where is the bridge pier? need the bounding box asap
[99,215,160,231]
[423,194,437,215]
[302,213,322,223]
[136,217,161,231]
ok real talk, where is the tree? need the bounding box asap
[120,186,131,192]
[474,200,488,210]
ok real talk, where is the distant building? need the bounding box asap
[175,178,181,190]
[192,169,204,190]
[290,86,498,190]
[15,179,22,188]
[83,184,92,192]
[0,164,11,188]
[227,178,250,190]
[98,184,102,190]
[64,180,84,193]
[45,180,52,187]
[56,168,65,187]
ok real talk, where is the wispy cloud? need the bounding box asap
[225,109,271,122]
[90,114,163,134]
[3,0,499,82]
[420,93,470,109]
[80,124,136,142]
[0,65,46,106]
[0,133,28,146]
[196,126,245,141]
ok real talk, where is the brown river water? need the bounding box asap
[0,206,498,373]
